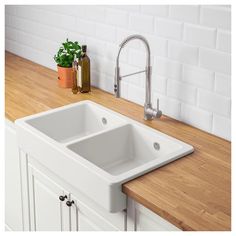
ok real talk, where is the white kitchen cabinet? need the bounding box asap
[27,164,120,231]
[5,119,23,231]
[27,166,70,231]
[126,198,180,231]
[17,153,180,232]
[22,156,126,231]
[25,162,180,232]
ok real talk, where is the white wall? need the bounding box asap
[5,5,231,140]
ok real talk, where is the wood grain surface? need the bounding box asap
[5,52,231,231]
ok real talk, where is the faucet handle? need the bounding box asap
[114,66,120,97]
[156,98,160,110]
[155,98,162,118]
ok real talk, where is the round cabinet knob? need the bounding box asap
[59,195,67,201]
[66,200,74,207]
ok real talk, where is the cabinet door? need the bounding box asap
[127,198,180,231]
[5,120,23,231]
[70,194,119,231]
[28,166,70,231]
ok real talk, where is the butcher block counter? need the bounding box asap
[5,52,231,231]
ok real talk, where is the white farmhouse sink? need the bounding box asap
[26,102,125,143]
[16,100,193,213]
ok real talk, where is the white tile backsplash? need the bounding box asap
[119,63,143,87]
[37,5,85,18]
[198,89,231,116]
[76,18,97,37]
[167,80,197,105]
[183,24,216,48]
[127,84,145,106]
[216,30,231,53]
[5,5,231,140]
[168,41,199,65]
[106,8,129,27]
[200,6,231,30]
[155,18,183,40]
[152,75,167,95]
[107,5,140,13]
[145,34,168,57]
[170,5,200,24]
[183,65,214,90]
[154,57,182,80]
[129,13,154,33]
[95,23,117,42]
[199,48,231,74]
[212,114,231,140]
[181,103,212,132]
[140,5,169,17]
[128,49,146,68]
[84,6,106,23]
[6,39,55,69]
[215,73,231,97]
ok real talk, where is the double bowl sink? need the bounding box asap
[16,100,193,212]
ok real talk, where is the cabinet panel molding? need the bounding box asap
[5,120,23,231]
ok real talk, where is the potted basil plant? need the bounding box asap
[54,39,81,88]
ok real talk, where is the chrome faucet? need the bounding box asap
[114,34,162,120]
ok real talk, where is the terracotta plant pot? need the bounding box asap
[57,65,74,88]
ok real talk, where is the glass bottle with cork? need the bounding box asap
[72,55,78,94]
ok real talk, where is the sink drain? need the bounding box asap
[153,142,160,151]
[102,117,107,125]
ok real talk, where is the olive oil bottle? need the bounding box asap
[78,45,90,93]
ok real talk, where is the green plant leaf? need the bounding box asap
[54,39,82,67]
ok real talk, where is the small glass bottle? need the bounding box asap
[78,45,90,93]
[72,56,78,94]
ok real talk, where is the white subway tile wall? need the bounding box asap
[5,5,231,140]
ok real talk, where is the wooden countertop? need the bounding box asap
[5,52,231,231]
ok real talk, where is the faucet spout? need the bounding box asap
[114,34,162,120]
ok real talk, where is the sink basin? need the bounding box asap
[16,100,193,213]
[68,124,186,176]
[26,101,126,143]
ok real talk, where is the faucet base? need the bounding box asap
[144,104,162,120]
